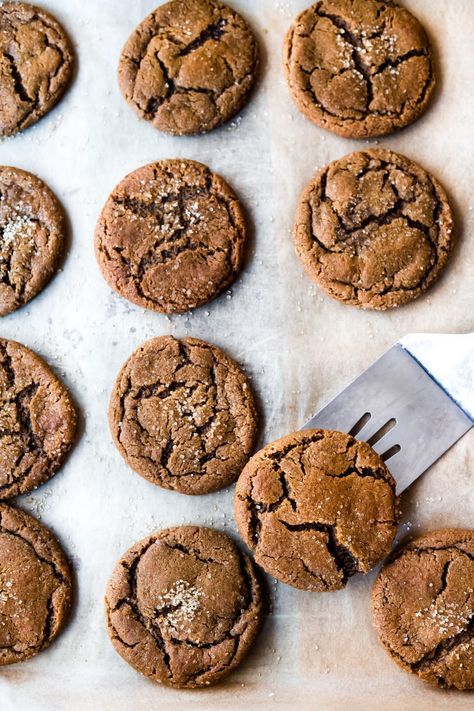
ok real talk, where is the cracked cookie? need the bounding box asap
[372,529,474,690]
[109,336,257,495]
[294,149,454,309]
[95,159,247,314]
[234,429,397,592]
[0,339,77,499]
[284,0,435,138]
[118,0,259,135]
[105,525,265,688]
[0,166,66,316]
[0,2,73,137]
[0,503,72,664]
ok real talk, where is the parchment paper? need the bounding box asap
[0,1,473,709]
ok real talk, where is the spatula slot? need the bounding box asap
[381,444,401,462]
[366,418,397,446]
[348,412,371,437]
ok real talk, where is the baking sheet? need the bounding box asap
[0,1,473,709]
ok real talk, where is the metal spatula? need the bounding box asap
[302,333,474,494]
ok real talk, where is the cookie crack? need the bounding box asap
[0,522,67,585]
[0,341,16,388]
[42,32,68,94]
[316,8,373,108]
[160,439,174,473]
[0,460,37,496]
[397,545,474,565]
[297,65,349,121]
[29,13,64,34]
[162,541,223,566]
[184,638,240,683]
[438,560,451,597]
[125,543,173,678]
[274,463,298,511]
[265,432,324,463]
[411,617,474,674]
[242,494,262,546]
[146,54,175,117]
[106,608,139,650]
[0,218,32,295]
[177,19,227,58]
[113,188,201,222]
[323,464,391,482]
[279,520,359,582]
[191,353,222,441]
[246,462,298,521]
[373,48,428,76]
[0,380,45,458]
[3,220,46,299]
[320,167,439,246]
[3,51,34,104]
[142,62,219,119]
[138,240,227,271]
[131,380,187,402]
[413,62,434,109]
[15,383,42,449]
[299,558,331,589]
[39,592,56,650]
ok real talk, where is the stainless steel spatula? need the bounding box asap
[303,333,474,494]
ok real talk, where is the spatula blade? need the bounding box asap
[303,345,472,494]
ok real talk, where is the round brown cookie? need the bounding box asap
[0,339,76,499]
[284,0,435,138]
[95,159,247,314]
[372,529,474,690]
[294,149,454,310]
[0,503,72,664]
[0,167,66,316]
[109,336,257,495]
[118,0,258,136]
[234,429,397,592]
[105,525,265,688]
[0,2,73,137]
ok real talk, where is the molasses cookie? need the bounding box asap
[0,167,66,316]
[372,529,474,690]
[234,429,397,592]
[105,525,265,688]
[294,149,453,310]
[109,336,257,495]
[0,503,72,664]
[0,2,73,137]
[0,339,76,499]
[118,0,259,135]
[284,0,435,138]
[95,159,247,314]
